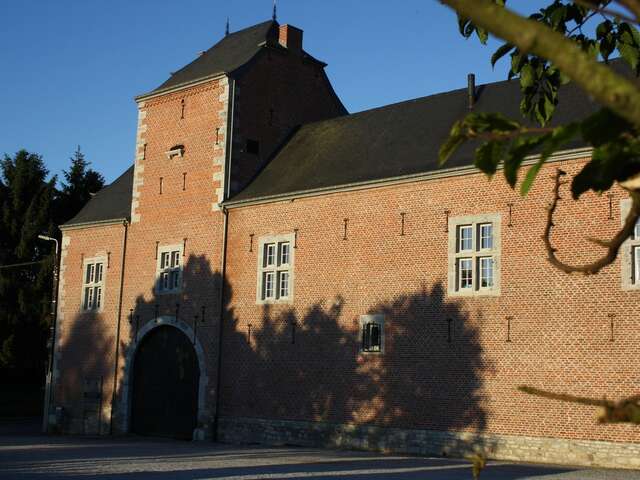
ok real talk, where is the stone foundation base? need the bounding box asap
[218,416,640,470]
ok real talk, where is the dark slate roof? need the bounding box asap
[145,21,279,96]
[231,62,633,203]
[63,165,134,227]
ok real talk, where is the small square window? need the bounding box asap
[635,218,640,240]
[360,314,384,354]
[246,139,260,155]
[634,246,640,285]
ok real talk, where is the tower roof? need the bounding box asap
[139,21,279,98]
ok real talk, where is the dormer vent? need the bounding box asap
[166,145,185,159]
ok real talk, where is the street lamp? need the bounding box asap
[37,234,59,433]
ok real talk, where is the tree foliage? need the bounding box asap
[440,0,640,275]
[0,148,104,388]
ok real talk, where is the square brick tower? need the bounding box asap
[53,19,345,437]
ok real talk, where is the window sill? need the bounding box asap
[448,288,500,297]
[359,350,384,355]
[256,297,293,305]
[155,288,183,296]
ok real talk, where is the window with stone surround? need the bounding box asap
[256,233,294,304]
[156,244,183,294]
[360,314,384,354]
[620,199,640,290]
[448,214,501,296]
[82,257,105,311]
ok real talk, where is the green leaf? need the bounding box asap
[439,121,467,166]
[520,123,580,195]
[520,63,535,89]
[476,27,489,45]
[618,40,640,72]
[474,141,504,177]
[572,141,640,198]
[581,109,633,146]
[491,43,514,68]
[503,135,549,188]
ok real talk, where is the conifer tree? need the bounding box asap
[0,150,56,385]
[57,146,104,223]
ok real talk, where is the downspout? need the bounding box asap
[213,76,235,441]
[109,219,129,435]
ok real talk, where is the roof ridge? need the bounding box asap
[295,76,518,131]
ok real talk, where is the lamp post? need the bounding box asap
[38,234,59,433]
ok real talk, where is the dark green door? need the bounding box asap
[131,326,199,439]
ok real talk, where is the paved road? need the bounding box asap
[0,423,638,479]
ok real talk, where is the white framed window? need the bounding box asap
[620,199,640,290]
[156,244,183,294]
[82,257,105,311]
[257,233,295,304]
[448,214,501,296]
[359,314,384,354]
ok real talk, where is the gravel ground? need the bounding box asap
[0,422,638,480]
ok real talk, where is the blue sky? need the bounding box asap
[0,0,547,183]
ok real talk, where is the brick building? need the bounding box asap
[51,19,640,468]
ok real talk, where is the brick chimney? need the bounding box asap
[279,25,303,54]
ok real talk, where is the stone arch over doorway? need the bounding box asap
[119,316,210,439]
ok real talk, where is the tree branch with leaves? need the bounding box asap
[438,0,640,275]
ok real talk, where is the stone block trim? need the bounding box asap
[131,102,147,224]
[116,316,211,439]
[213,76,229,210]
[218,416,640,470]
[52,233,71,383]
[620,198,640,291]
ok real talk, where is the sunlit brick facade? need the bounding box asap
[52,20,640,469]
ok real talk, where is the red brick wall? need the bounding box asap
[54,46,346,433]
[221,157,640,445]
[54,223,126,433]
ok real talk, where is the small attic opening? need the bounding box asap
[246,139,260,155]
[166,144,185,159]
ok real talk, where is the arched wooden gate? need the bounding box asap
[131,326,200,439]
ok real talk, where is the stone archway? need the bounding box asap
[119,316,210,439]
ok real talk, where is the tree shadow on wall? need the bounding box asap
[220,281,493,457]
[54,253,225,436]
[56,253,492,457]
